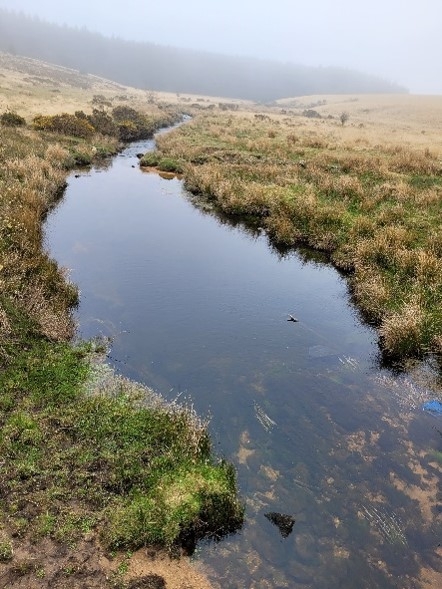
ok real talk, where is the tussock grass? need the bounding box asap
[0,126,80,357]
[151,104,442,359]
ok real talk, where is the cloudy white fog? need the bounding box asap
[0,0,441,94]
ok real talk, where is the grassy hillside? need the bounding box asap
[0,9,407,101]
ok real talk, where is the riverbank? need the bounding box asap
[0,64,242,586]
[149,98,442,364]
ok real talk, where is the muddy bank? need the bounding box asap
[0,538,214,589]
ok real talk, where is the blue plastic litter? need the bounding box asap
[422,400,442,415]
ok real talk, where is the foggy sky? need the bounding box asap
[1,0,441,94]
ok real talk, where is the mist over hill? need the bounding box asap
[0,9,407,101]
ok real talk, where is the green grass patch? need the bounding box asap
[157,157,183,174]
[140,152,183,174]
[408,174,442,189]
[0,341,243,551]
[431,450,442,464]
[104,461,243,549]
[140,152,161,167]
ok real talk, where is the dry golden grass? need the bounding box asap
[277,93,442,153]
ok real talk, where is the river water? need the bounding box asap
[45,137,442,588]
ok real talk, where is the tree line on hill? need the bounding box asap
[0,9,407,102]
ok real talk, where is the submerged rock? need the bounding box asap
[264,512,295,538]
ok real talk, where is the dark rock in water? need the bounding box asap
[136,153,144,159]
[264,512,295,538]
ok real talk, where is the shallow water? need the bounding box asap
[45,138,442,588]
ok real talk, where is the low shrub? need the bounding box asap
[112,106,157,141]
[117,121,140,142]
[303,109,321,119]
[112,105,142,123]
[92,94,113,108]
[87,108,116,136]
[1,111,26,127]
[33,113,95,138]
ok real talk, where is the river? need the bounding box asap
[45,136,442,588]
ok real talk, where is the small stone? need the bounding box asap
[264,512,295,538]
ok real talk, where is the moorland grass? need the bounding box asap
[151,110,442,360]
[0,112,243,560]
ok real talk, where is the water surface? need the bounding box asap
[45,139,442,588]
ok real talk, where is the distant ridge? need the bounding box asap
[0,9,407,101]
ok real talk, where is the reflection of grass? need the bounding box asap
[153,106,442,360]
[361,505,408,547]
